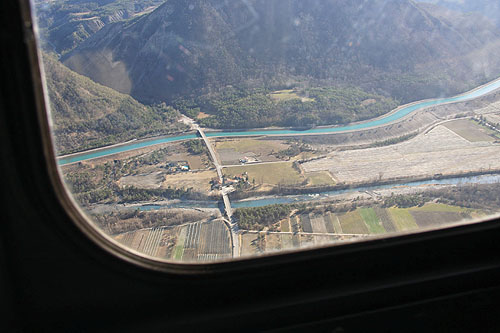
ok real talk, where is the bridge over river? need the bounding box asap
[195,125,238,257]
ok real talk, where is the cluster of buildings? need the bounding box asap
[163,161,190,173]
[211,172,250,190]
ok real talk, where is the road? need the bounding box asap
[195,124,239,257]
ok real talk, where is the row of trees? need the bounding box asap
[234,204,292,230]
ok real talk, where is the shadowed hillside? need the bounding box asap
[42,53,187,154]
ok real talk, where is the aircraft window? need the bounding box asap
[30,0,500,264]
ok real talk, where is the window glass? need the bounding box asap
[32,0,500,262]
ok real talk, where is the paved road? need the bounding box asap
[195,124,239,257]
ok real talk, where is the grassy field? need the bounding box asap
[223,162,303,185]
[266,233,282,252]
[388,208,419,232]
[359,208,386,234]
[443,119,494,142]
[240,233,259,256]
[339,211,369,234]
[306,171,336,186]
[269,89,315,102]
[216,138,286,153]
[280,219,290,232]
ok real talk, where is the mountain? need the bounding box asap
[42,53,187,154]
[415,0,500,27]
[62,0,500,105]
[35,0,166,55]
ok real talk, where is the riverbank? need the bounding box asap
[57,75,500,166]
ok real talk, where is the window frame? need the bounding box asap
[6,1,500,331]
[13,0,500,276]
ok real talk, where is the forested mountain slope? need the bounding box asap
[34,0,166,55]
[62,0,500,106]
[42,53,187,154]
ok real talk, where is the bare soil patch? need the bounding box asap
[443,119,494,142]
[162,170,217,193]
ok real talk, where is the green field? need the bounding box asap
[223,162,303,185]
[306,171,336,186]
[339,211,369,234]
[359,208,386,234]
[388,208,419,231]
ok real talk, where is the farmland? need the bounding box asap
[302,125,500,184]
[236,202,486,257]
[162,170,218,194]
[115,219,232,262]
[359,208,386,234]
[443,119,494,142]
[387,208,419,231]
[223,162,303,186]
[306,171,336,186]
[214,138,289,165]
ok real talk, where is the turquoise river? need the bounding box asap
[58,77,500,165]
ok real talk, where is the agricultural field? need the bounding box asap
[214,138,289,165]
[309,214,328,233]
[223,162,303,186]
[338,211,370,234]
[162,170,218,194]
[240,232,265,256]
[306,171,336,186]
[374,207,397,233]
[302,125,500,184]
[280,219,290,232]
[387,208,419,231]
[171,220,232,262]
[114,226,179,259]
[298,214,313,233]
[407,203,475,229]
[358,208,386,234]
[269,89,315,103]
[443,119,495,142]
